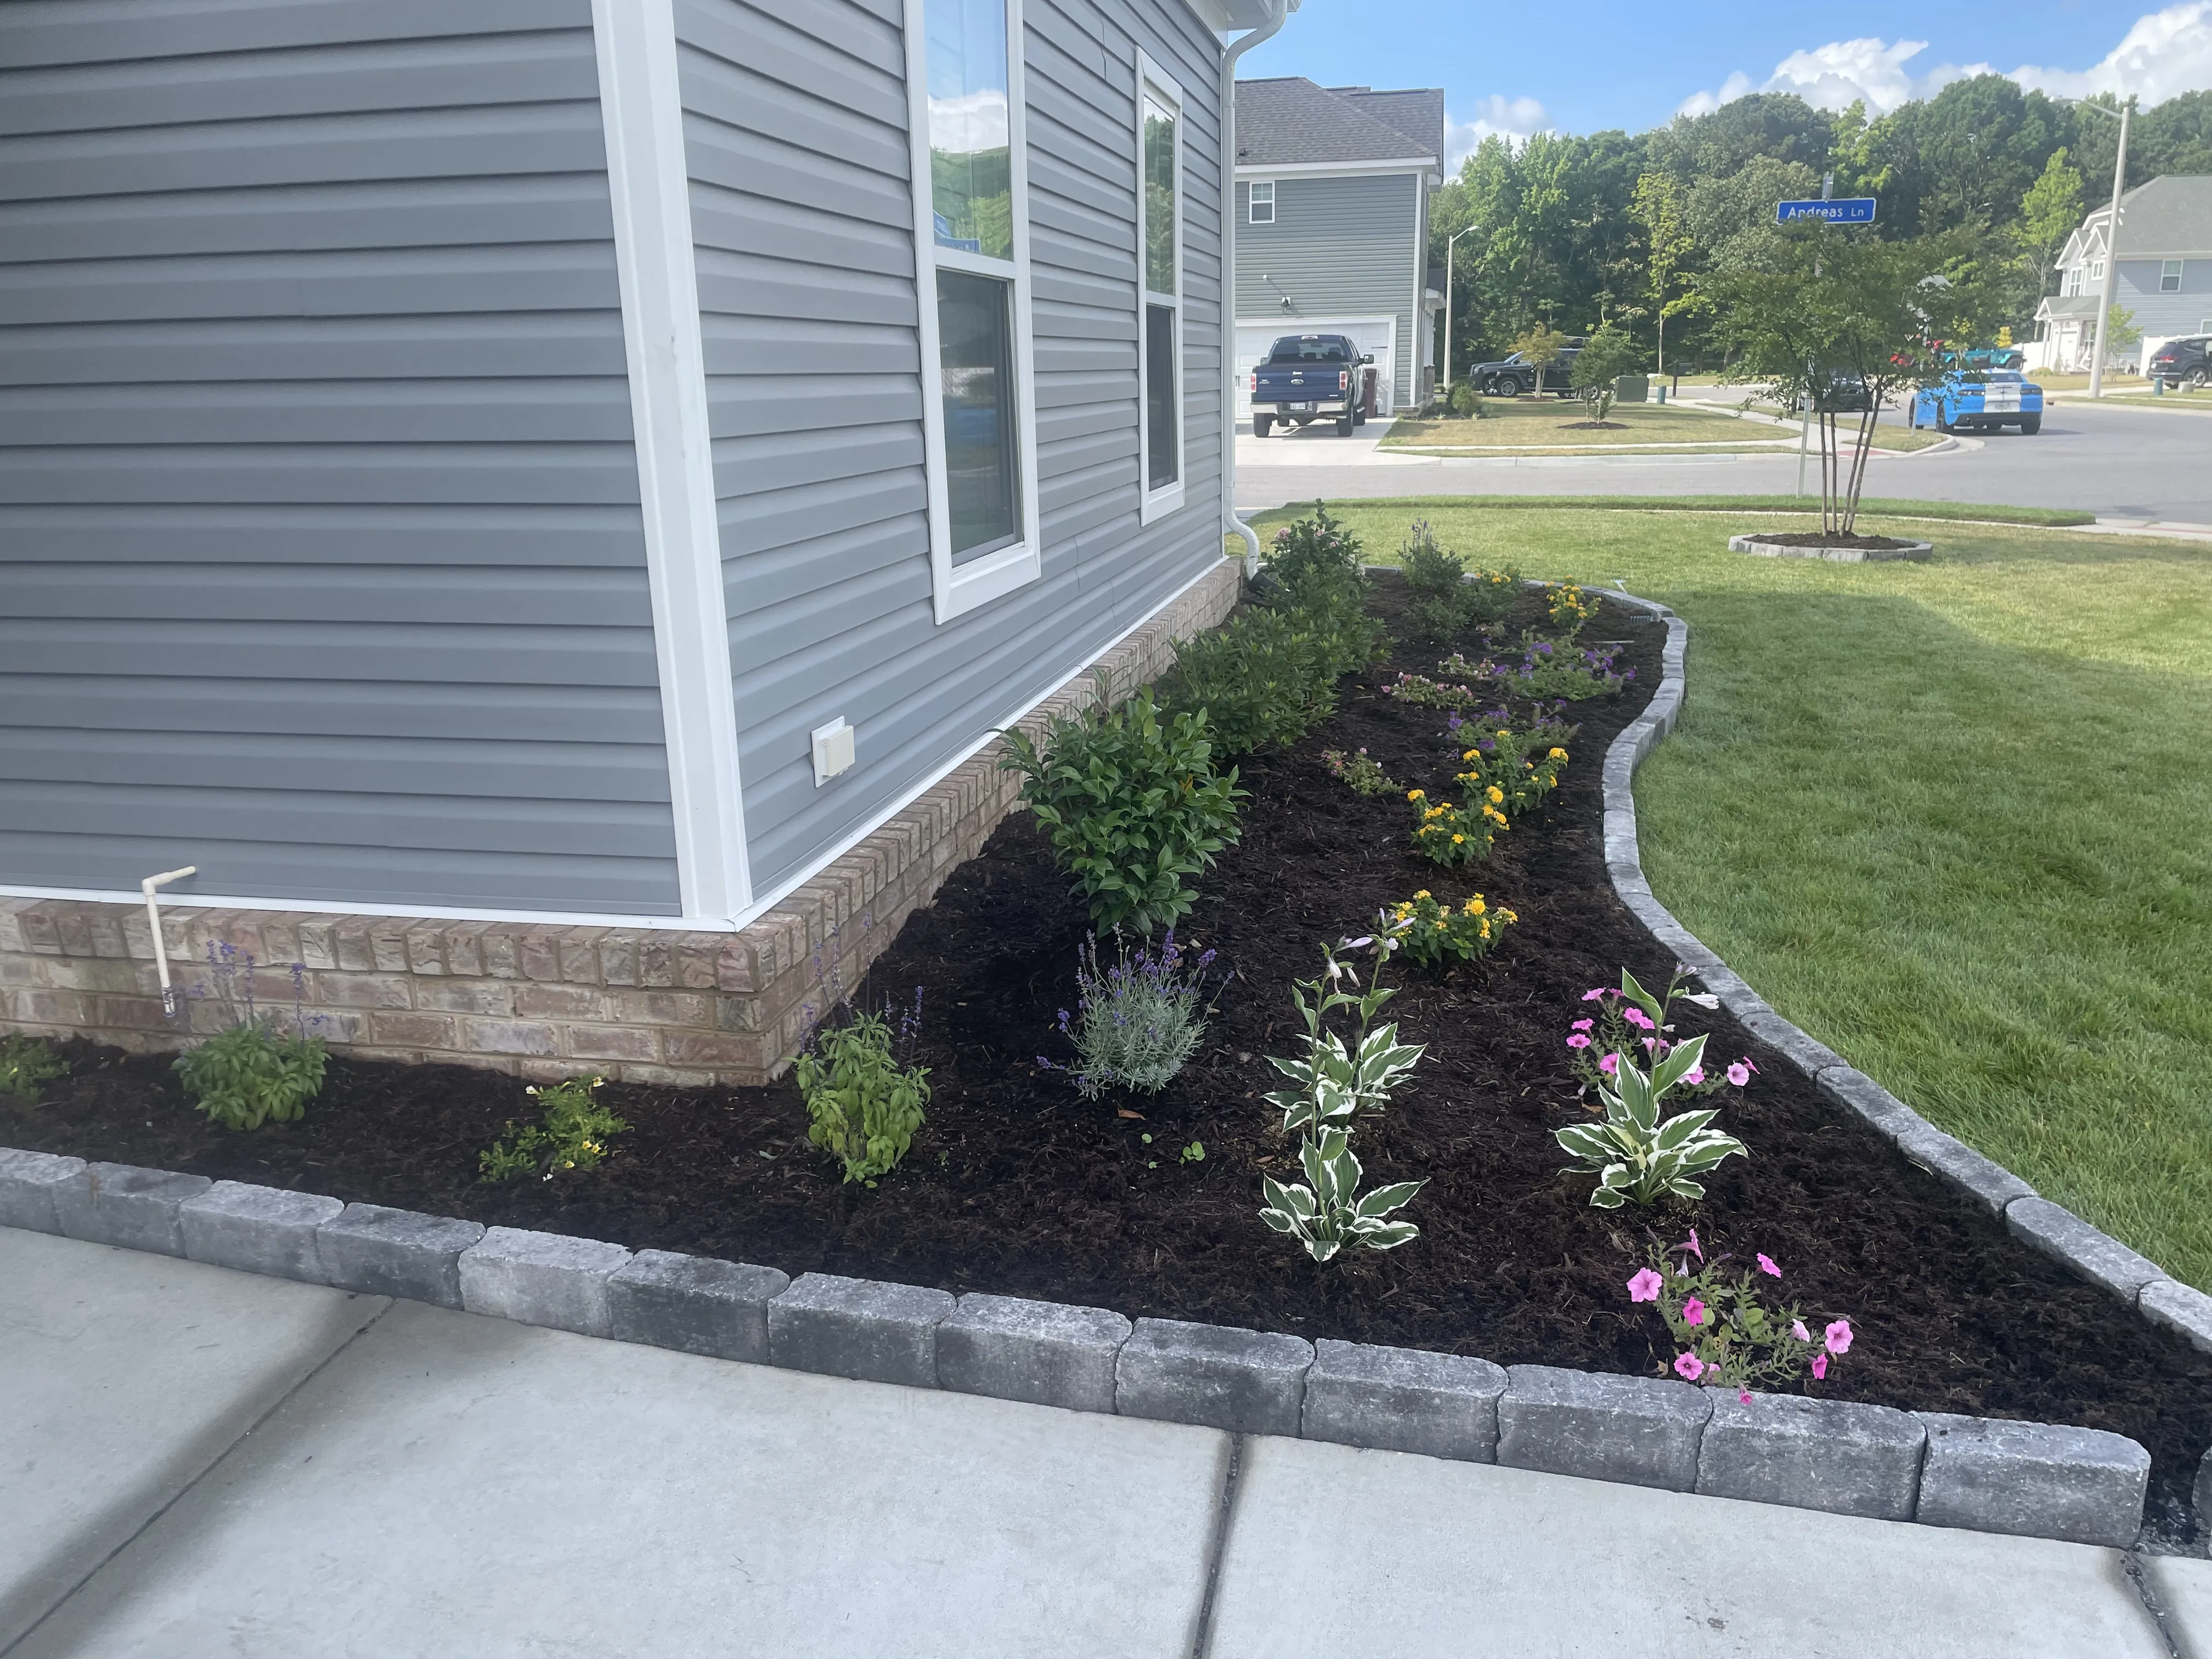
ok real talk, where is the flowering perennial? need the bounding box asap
[1319,747,1402,798]
[1042,931,1225,1101]
[1383,889,1518,972]
[1627,1231,1855,1398]
[1545,581,1603,633]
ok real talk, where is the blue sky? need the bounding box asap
[1239,2,2212,162]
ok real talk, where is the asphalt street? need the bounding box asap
[1234,397,2212,522]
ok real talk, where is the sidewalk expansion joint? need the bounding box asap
[1188,1434,1246,1659]
[2123,1552,2186,1659]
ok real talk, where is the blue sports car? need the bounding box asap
[1909,370,2044,435]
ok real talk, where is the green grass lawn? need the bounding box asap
[1384,402,1790,453]
[1245,498,2212,1288]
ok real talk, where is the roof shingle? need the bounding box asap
[1235,77,1442,169]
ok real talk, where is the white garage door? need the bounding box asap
[1235,318,1398,419]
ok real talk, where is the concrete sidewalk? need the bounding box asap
[5,1228,2203,1657]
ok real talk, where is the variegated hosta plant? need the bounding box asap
[1554,1031,1748,1207]
[1262,941,1425,1134]
[1259,1128,1425,1262]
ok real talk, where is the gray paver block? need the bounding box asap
[606,1249,787,1363]
[179,1182,344,1283]
[1497,1365,1709,1492]
[2004,1198,2165,1304]
[1301,1339,1506,1463]
[0,1147,87,1234]
[54,1162,212,1257]
[1914,1411,2149,1547]
[315,1203,484,1309]
[1116,1317,1312,1437]
[1733,1007,1846,1076]
[1815,1065,1922,1139]
[1894,1122,2036,1215]
[2138,1279,2212,1356]
[1695,1388,1926,1520]
[458,1227,633,1338]
[937,1293,1130,1413]
[2199,1445,2212,1532]
[766,1272,953,1388]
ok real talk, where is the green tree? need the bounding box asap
[1628,172,1694,377]
[2017,146,2084,298]
[1568,321,1644,422]
[1511,321,1570,380]
[2104,303,2142,364]
[1701,225,2002,537]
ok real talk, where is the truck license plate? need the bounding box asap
[1290,402,1314,412]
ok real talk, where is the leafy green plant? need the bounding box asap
[1553,974,1752,1211]
[1544,582,1603,634]
[1406,788,1502,866]
[1158,607,1335,754]
[1568,320,1645,422]
[0,1034,66,1104]
[1179,1139,1206,1165]
[479,1075,630,1183]
[1565,967,1754,1102]
[1043,931,1226,1101]
[1400,520,1482,643]
[1453,719,1571,819]
[1263,941,1424,1135]
[1263,503,1390,675]
[1446,380,1483,417]
[797,1008,930,1185]
[1259,1127,1425,1262]
[1381,670,1483,710]
[1383,890,1517,972]
[1444,637,1631,702]
[1319,747,1401,797]
[1000,678,1246,934]
[174,1020,327,1131]
[1627,1231,1854,1395]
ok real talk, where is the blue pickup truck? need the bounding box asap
[1250,333,1373,437]
[1908,370,2044,435]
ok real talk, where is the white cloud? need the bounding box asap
[928,89,1008,153]
[1445,94,1550,165]
[1676,4,2212,121]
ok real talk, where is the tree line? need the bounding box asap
[1434,80,2212,376]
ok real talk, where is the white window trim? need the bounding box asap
[903,0,1043,625]
[2163,259,2185,292]
[1136,50,1186,526]
[1247,177,1274,224]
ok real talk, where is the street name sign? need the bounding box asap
[1777,198,1877,224]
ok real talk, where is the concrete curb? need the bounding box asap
[0,588,2188,1553]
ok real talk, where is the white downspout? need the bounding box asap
[1220,0,1294,577]
[140,865,196,1017]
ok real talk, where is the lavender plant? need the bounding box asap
[1042,931,1226,1101]
[172,945,328,1131]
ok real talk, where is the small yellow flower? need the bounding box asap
[1549,747,1568,760]
[1407,789,1425,802]
[1486,786,1504,804]
[1415,890,1431,900]
[1465,898,1486,915]
[1452,833,1465,844]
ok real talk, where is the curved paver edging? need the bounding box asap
[0,583,2198,1552]
[1728,533,1933,562]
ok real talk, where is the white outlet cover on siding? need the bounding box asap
[811,718,855,787]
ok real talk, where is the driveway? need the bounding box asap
[1236,399,2212,523]
[5,1227,2207,1658]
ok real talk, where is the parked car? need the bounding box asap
[1909,369,2044,434]
[1953,345,2026,373]
[2147,336,2211,390]
[1470,347,1579,397]
[1250,334,1373,436]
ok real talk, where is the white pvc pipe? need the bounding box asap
[140,866,196,1015]
[1220,0,1294,576]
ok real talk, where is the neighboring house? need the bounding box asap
[1232,77,1445,418]
[0,0,1290,1084]
[2034,174,2212,372]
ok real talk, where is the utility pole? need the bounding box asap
[1442,226,1470,402]
[2087,96,2135,399]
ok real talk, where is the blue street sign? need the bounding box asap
[1777,198,1877,224]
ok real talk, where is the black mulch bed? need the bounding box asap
[12,577,2208,1541]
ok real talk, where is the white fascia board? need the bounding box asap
[592,0,752,924]
[1235,157,1436,178]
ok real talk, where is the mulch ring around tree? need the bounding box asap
[12,575,2208,1544]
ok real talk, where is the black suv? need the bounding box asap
[1470,346,1581,397]
[2147,336,2211,390]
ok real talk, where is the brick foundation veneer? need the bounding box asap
[0,558,1243,1087]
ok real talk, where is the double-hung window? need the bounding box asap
[1248,179,1274,224]
[1135,52,1184,522]
[905,0,1041,622]
[2162,259,2185,293]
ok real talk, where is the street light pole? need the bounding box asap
[2086,96,2135,398]
[1442,227,1470,401]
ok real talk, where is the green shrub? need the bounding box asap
[1400,522,1521,642]
[1000,678,1246,934]
[1263,503,1390,674]
[1383,889,1519,972]
[174,1020,327,1131]
[797,1009,929,1184]
[0,1034,67,1104]
[1447,381,1483,417]
[479,1075,630,1183]
[1158,607,1334,754]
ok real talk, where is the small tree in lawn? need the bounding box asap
[1701,224,2000,540]
[1510,321,1570,385]
[1568,323,1644,424]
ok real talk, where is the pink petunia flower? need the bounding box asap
[1811,1352,1829,1381]
[1683,1065,1705,1085]
[1598,1052,1619,1076]
[1566,1033,1591,1049]
[1825,1320,1854,1355]
[1570,1018,1594,1031]
[1757,1254,1781,1278]
[1582,988,1610,1001]
[1627,1268,1663,1303]
[1674,1352,1705,1381]
[1725,1062,1752,1087]
[1791,1319,1811,1342]
[1739,1389,1753,1405]
[1623,1007,1655,1030]
[1682,1297,1708,1327]
[1686,1227,1703,1260]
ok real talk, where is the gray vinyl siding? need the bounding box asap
[0,3,679,914]
[1234,171,1422,407]
[675,0,1229,900]
[2115,259,2212,339]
